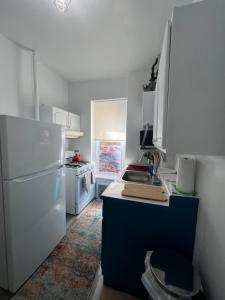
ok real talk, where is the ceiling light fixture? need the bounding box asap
[54,0,71,12]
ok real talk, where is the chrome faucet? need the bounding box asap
[138,149,162,185]
[139,149,161,175]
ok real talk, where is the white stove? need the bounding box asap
[65,161,95,215]
[65,161,93,176]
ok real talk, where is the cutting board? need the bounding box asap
[122,183,167,202]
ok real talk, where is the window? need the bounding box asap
[91,99,127,178]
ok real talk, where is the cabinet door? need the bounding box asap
[52,107,68,128]
[153,83,159,142]
[154,20,171,150]
[101,195,199,299]
[68,113,80,130]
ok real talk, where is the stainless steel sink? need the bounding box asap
[120,170,162,186]
[121,170,152,184]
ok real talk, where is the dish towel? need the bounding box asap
[82,171,91,192]
[91,169,96,184]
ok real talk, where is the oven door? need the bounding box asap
[75,172,95,215]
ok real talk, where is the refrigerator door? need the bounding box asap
[0,175,8,290]
[0,115,63,180]
[3,166,66,293]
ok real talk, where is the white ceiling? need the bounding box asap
[0,0,192,82]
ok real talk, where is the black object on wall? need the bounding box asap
[143,55,160,92]
[140,129,153,148]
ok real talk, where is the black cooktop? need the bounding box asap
[65,161,90,168]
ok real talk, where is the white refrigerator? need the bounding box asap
[0,115,66,293]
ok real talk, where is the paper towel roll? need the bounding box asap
[176,157,195,194]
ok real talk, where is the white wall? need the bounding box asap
[68,77,128,161]
[68,70,149,163]
[194,156,225,300]
[0,34,34,118]
[0,34,68,119]
[37,62,68,110]
[126,70,149,163]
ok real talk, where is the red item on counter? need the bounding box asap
[72,153,81,162]
[126,164,148,171]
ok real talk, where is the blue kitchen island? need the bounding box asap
[101,182,199,299]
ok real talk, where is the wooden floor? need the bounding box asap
[100,286,140,300]
[90,266,141,300]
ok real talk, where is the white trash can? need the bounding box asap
[142,249,202,300]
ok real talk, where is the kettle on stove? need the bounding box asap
[72,150,81,162]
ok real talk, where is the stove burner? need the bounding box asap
[65,164,80,168]
[65,161,90,169]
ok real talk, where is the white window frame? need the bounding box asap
[91,98,127,178]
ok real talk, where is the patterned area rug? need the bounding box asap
[13,199,102,300]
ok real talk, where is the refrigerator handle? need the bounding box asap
[6,166,63,183]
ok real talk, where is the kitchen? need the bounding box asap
[0,0,225,300]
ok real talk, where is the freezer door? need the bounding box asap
[3,167,66,293]
[0,115,63,180]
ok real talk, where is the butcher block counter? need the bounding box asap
[101,178,199,299]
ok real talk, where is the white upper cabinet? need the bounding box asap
[153,1,225,168]
[68,113,80,131]
[52,107,68,128]
[40,105,82,132]
[153,20,171,152]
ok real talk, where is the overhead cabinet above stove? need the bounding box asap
[40,105,83,138]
